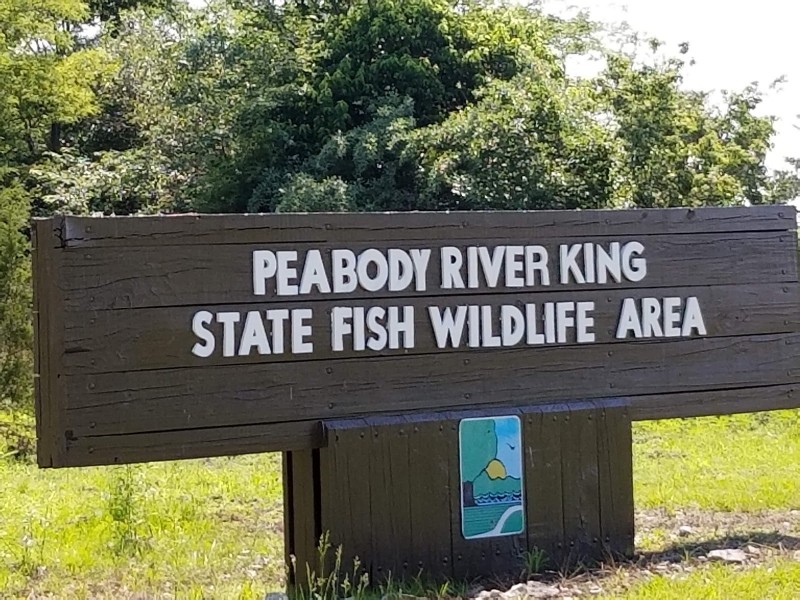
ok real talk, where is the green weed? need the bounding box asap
[106,466,150,557]
[291,532,369,600]
[521,546,549,577]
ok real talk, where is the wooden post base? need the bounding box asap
[284,400,634,584]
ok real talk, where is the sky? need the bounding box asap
[543,0,800,172]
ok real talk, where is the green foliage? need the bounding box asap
[0,178,32,409]
[521,546,549,577]
[106,466,151,556]
[290,532,370,600]
[95,0,786,215]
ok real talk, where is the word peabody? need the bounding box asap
[190,241,706,359]
[250,242,647,295]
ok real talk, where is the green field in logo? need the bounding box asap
[459,416,524,539]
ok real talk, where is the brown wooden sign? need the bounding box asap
[33,206,800,468]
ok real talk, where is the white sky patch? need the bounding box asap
[543,0,800,172]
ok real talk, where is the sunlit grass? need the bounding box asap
[633,410,800,511]
[0,445,284,598]
[608,559,800,600]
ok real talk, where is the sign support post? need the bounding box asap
[285,400,633,582]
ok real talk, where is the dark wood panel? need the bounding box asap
[56,206,796,248]
[61,283,800,374]
[596,401,634,558]
[58,231,797,312]
[32,217,68,468]
[284,450,320,583]
[63,420,323,467]
[58,384,800,467]
[576,405,602,557]
[408,420,453,578]
[629,383,800,420]
[368,420,401,581]
[338,425,374,575]
[383,419,414,579]
[64,333,800,438]
[524,407,565,565]
[319,424,359,573]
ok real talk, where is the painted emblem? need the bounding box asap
[459,415,524,539]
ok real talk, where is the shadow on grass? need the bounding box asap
[640,531,800,563]
[504,532,800,590]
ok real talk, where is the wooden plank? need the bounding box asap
[596,400,634,558]
[283,452,294,582]
[32,217,68,468]
[344,425,374,576]
[285,450,319,582]
[63,420,323,467]
[448,408,527,580]
[384,418,414,580]
[57,231,798,312]
[317,435,338,579]
[524,405,565,568]
[31,221,47,463]
[559,406,582,566]
[61,282,800,374]
[63,333,800,438]
[576,405,602,560]
[57,383,800,467]
[629,383,800,420]
[328,422,373,574]
[57,206,797,248]
[408,419,453,579]
[368,419,399,581]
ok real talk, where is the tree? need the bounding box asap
[0,0,110,406]
[33,0,796,218]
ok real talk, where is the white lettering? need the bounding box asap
[299,249,331,294]
[332,250,357,293]
[428,306,468,348]
[616,298,642,339]
[238,310,271,356]
[252,250,277,295]
[682,296,707,336]
[441,247,464,289]
[191,310,215,357]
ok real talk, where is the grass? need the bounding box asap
[633,410,800,511]
[1,408,800,598]
[606,559,800,600]
[0,421,285,598]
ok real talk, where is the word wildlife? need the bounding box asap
[190,242,707,358]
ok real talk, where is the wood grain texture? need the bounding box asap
[32,217,68,467]
[63,332,800,438]
[596,402,634,558]
[65,420,323,466]
[57,206,796,248]
[524,408,565,563]
[61,283,800,374]
[30,207,800,467]
[57,231,797,312]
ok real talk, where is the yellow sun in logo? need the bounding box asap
[485,459,507,480]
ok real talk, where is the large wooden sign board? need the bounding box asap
[33,206,800,577]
